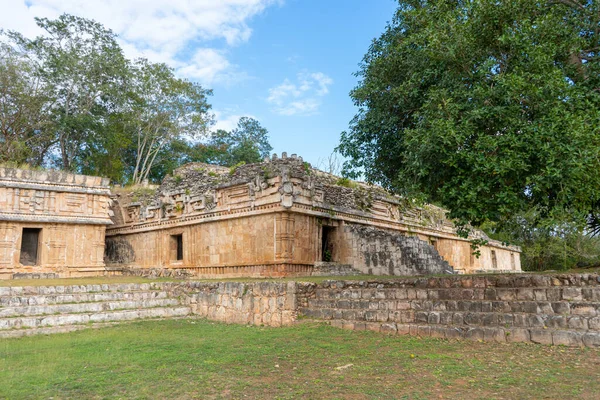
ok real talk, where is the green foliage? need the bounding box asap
[1,14,212,184]
[469,238,489,259]
[338,0,600,234]
[143,117,273,182]
[7,14,130,171]
[0,162,44,171]
[127,59,212,184]
[335,177,357,188]
[261,165,274,180]
[229,161,246,176]
[196,117,273,167]
[483,210,600,271]
[303,161,311,174]
[0,44,52,166]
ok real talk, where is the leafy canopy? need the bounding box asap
[205,117,273,166]
[145,117,273,182]
[338,0,600,232]
[1,14,213,183]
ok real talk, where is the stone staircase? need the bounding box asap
[0,282,191,338]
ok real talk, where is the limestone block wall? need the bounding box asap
[183,281,297,326]
[335,223,454,275]
[106,213,276,269]
[296,273,600,347]
[0,222,106,279]
[434,237,521,274]
[106,213,317,277]
[0,168,112,225]
[0,168,112,279]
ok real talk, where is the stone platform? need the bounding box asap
[2,273,600,348]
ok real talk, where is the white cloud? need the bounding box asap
[311,72,333,96]
[0,0,281,85]
[267,71,333,116]
[177,48,245,85]
[213,111,257,132]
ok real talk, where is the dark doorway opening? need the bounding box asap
[321,226,335,262]
[20,228,41,266]
[171,234,183,261]
[491,250,498,269]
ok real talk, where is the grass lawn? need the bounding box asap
[0,320,598,399]
[2,266,599,288]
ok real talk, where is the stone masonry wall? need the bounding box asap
[296,273,600,347]
[338,224,454,276]
[0,281,297,332]
[3,274,600,347]
[183,281,296,327]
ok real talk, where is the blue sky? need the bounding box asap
[0,0,398,167]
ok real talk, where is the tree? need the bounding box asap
[338,0,600,233]
[0,43,52,166]
[7,14,130,171]
[207,117,273,166]
[1,14,214,182]
[182,117,272,167]
[127,59,213,184]
[141,118,272,182]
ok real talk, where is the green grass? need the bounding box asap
[2,267,600,289]
[0,319,598,399]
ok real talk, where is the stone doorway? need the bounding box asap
[321,226,336,262]
[170,234,183,261]
[19,228,41,266]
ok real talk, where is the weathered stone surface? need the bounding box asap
[101,155,521,279]
[464,328,484,341]
[295,273,600,347]
[0,168,111,279]
[582,332,600,347]
[552,331,582,347]
[562,288,583,301]
[530,329,553,345]
[505,328,530,343]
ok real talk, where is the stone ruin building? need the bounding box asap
[0,167,112,279]
[0,154,521,279]
[104,153,521,278]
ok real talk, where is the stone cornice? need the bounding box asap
[0,168,110,189]
[0,212,113,225]
[106,199,520,253]
[0,181,111,195]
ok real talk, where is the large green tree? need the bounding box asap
[2,14,213,183]
[0,43,52,166]
[205,117,273,166]
[127,59,213,185]
[144,117,273,182]
[339,0,600,232]
[8,14,130,171]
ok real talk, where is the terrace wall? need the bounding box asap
[4,273,600,347]
[296,273,600,347]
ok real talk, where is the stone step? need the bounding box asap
[0,316,197,339]
[0,298,181,318]
[0,306,191,330]
[0,283,172,297]
[0,290,172,307]
[327,319,600,347]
